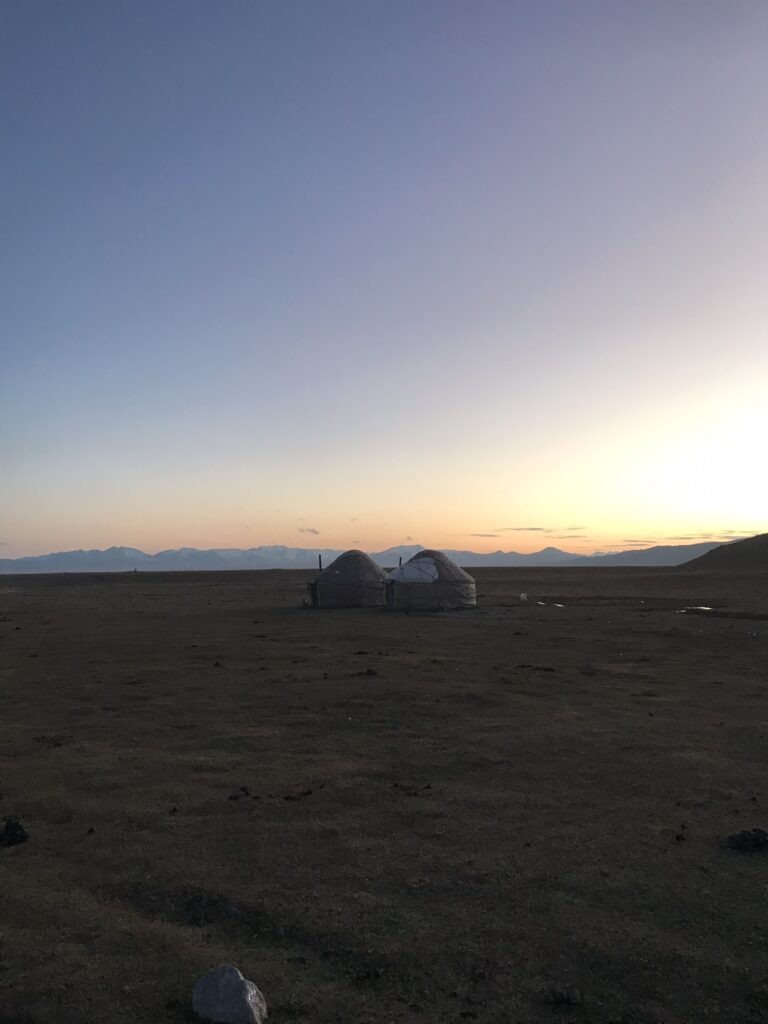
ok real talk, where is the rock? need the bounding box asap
[542,986,583,1007]
[0,818,28,847]
[192,964,267,1024]
[727,827,768,852]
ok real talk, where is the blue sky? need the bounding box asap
[2,1,766,557]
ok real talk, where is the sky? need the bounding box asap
[2,0,766,559]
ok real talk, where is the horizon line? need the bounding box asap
[0,535,748,563]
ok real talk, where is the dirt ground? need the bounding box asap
[1,567,767,1024]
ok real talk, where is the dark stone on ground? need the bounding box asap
[0,818,29,847]
[727,828,768,851]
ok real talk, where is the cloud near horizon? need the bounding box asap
[637,536,729,546]
[494,526,550,533]
[661,529,755,542]
[667,536,713,541]
[298,527,320,536]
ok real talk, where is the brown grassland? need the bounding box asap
[1,567,767,1024]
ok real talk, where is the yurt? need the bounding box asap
[308,550,387,608]
[385,549,477,611]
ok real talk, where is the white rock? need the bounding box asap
[192,964,267,1024]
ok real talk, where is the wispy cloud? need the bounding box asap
[470,533,500,538]
[403,535,414,542]
[494,526,551,533]
[554,534,587,539]
[666,534,721,541]
[663,530,753,542]
[298,527,320,536]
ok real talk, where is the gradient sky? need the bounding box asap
[2,1,766,558]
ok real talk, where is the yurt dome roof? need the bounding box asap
[386,549,473,584]
[313,549,387,585]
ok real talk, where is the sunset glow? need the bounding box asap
[2,2,766,560]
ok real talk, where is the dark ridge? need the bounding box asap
[681,533,768,571]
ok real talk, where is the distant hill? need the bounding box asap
[0,539,726,573]
[681,533,768,571]
[565,541,723,567]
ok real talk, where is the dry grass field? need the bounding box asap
[1,567,767,1024]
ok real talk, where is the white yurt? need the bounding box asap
[385,549,477,611]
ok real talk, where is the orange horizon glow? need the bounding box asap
[4,373,764,560]
[3,524,762,562]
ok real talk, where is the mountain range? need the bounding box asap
[0,540,728,573]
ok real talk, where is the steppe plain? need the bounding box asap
[1,567,767,1024]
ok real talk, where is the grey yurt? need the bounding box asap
[385,549,477,611]
[309,549,387,608]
